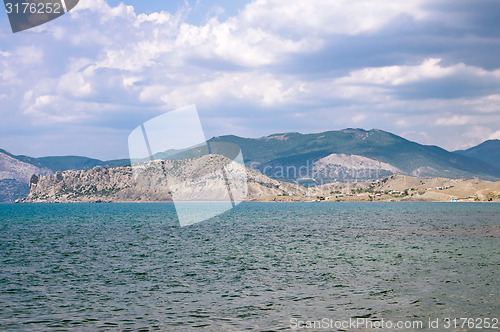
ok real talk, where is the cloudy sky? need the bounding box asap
[0,0,499,159]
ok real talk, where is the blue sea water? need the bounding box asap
[0,202,499,331]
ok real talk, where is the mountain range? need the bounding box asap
[20,157,500,204]
[210,129,500,182]
[0,148,130,172]
[1,129,499,202]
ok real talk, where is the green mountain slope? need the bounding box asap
[454,140,500,171]
[34,156,130,172]
[1,129,499,203]
[209,129,500,181]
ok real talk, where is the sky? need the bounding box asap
[0,0,499,159]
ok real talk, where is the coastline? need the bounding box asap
[18,172,500,204]
[14,199,500,204]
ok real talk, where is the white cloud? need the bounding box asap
[489,131,500,140]
[435,115,473,126]
[240,0,427,36]
[58,69,95,98]
[172,0,429,66]
[1,0,499,158]
[71,0,136,21]
[352,114,366,123]
[139,71,298,109]
[0,46,44,85]
[336,58,496,86]
[11,0,436,123]
[175,17,316,67]
[469,94,500,113]
[462,126,497,146]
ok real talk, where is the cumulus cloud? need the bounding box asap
[0,0,499,157]
[336,58,500,87]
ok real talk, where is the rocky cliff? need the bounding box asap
[23,154,307,203]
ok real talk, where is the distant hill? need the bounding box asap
[209,129,500,182]
[0,150,52,182]
[0,179,30,202]
[2,129,500,202]
[34,156,131,172]
[0,149,130,173]
[0,150,52,202]
[454,140,500,171]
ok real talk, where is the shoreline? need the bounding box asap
[16,174,500,204]
[10,199,500,204]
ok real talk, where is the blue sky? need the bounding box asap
[0,0,499,159]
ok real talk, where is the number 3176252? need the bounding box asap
[5,2,62,14]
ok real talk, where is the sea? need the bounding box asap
[0,202,499,331]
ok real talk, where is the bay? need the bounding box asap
[0,202,499,331]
